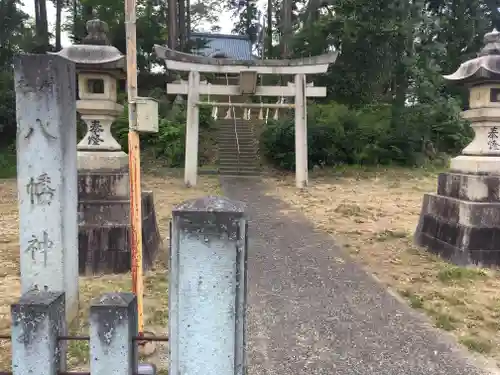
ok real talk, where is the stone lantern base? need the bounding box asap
[77,151,161,275]
[415,29,500,267]
[414,169,500,267]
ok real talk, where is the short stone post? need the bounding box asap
[89,293,138,375]
[185,70,200,187]
[11,291,67,375]
[294,73,308,188]
[170,196,248,375]
[14,54,79,323]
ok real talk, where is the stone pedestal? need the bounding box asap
[77,152,160,275]
[415,172,500,266]
[415,105,500,267]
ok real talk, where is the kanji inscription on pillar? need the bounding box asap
[488,126,499,151]
[17,113,65,280]
[25,231,54,267]
[26,173,55,205]
[87,120,104,145]
[23,119,57,140]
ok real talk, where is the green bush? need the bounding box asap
[0,144,17,178]
[0,70,16,145]
[260,100,472,170]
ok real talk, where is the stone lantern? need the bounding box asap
[415,29,500,267]
[52,19,160,275]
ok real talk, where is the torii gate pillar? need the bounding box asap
[185,71,200,187]
[295,73,307,188]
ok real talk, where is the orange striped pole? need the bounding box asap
[125,0,144,334]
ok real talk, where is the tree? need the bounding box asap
[0,0,31,64]
[34,0,50,52]
[0,0,35,145]
[53,0,65,50]
[265,1,272,57]
[178,0,186,50]
[188,0,222,32]
[186,0,191,40]
[168,0,177,48]
[228,0,260,47]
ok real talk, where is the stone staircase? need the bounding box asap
[217,119,261,176]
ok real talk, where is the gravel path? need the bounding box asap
[221,177,496,375]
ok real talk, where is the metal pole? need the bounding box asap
[125,0,144,334]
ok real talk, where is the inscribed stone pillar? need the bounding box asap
[415,29,500,266]
[170,196,248,375]
[14,54,79,323]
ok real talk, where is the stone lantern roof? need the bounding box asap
[444,29,500,85]
[50,18,125,76]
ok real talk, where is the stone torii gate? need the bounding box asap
[154,46,338,188]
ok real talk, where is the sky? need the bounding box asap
[19,1,253,48]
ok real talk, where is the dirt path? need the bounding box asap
[221,177,495,375]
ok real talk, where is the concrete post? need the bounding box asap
[170,196,248,375]
[294,73,308,188]
[11,291,67,375]
[14,54,79,323]
[185,70,200,187]
[89,293,138,375]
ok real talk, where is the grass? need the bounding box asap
[265,166,500,365]
[460,336,494,354]
[437,266,488,283]
[432,310,457,331]
[0,170,220,372]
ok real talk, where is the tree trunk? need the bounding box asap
[34,0,40,30]
[34,0,41,50]
[168,0,178,49]
[283,3,292,58]
[72,0,77,40]
[280,0,292,99]
[186,0,190,41]
[245,0,251,38]
[40,0,49,48]
[178,0,186,50]
[391,0,411,128]
[306,0,320,26]
[278,0,292,58]
[266,0,272,57]
[55,0,62,50]
[34,0,49,52]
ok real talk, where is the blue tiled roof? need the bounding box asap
[190,32,254,60]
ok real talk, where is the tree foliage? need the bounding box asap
[247,0,499,168]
